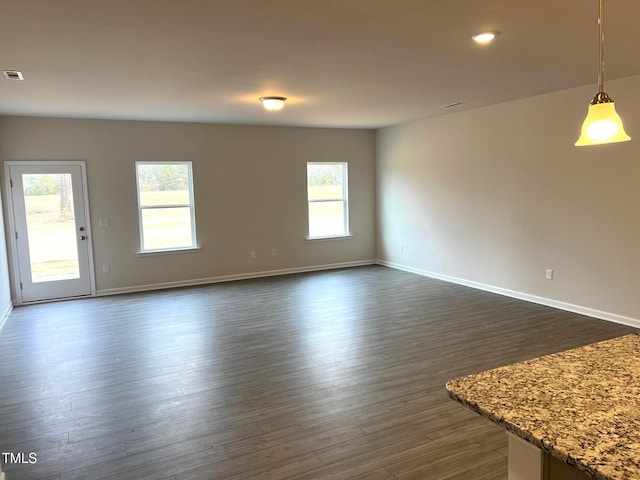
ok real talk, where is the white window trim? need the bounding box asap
[135,161,198,254]
[306,162,350,240]
[136,246,201,257]
[305,234,353,242]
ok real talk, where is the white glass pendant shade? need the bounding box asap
[575,100,631,146]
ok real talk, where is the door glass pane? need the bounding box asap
[22,174,80,282]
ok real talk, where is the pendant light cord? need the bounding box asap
[598,0,604,92]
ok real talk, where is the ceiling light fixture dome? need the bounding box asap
[472,32,497,44]
[259,96,287,111]
[575,0,630,146]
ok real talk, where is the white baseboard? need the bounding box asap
[378,260,640,329]
[0,301,12,333]
[17,258,640,331]
[97,260,377,297]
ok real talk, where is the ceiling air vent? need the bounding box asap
[441,101,464,109]
[3,70,24,80]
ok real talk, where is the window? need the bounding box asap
[136,162,197,252]
[307,162,349,239]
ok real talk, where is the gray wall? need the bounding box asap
[377,74,640,325]
[3,73,639,327]
[0,117,376,297]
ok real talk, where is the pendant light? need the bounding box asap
[575,0,630,146]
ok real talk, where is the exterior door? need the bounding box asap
[6,162,94,302]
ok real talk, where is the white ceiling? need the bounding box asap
[2,0,640,129]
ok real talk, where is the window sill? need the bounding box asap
[306,234,352,242]
[136,246,202,257]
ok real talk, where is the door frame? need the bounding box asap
[3,160,96,304]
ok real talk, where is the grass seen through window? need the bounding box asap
[136,162,196,252]
[307,163,348,238]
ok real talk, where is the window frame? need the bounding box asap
[135,161,199,255]
[306,161,350,240]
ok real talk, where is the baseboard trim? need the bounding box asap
[0,301,12,333]
[97,260,377,297]
[378,260,640,329]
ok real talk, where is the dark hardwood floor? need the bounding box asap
[0,266,635,480]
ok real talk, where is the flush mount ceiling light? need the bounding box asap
[575,0,630,146]
[472,32,497,45]
[259,96,287,111]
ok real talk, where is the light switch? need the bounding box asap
[99,218,110,227]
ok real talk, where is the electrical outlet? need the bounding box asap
[251,251,256,258]
[102,264,110,273]
[271,248,278,257]
[545,268,553,280]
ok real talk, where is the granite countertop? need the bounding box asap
[446,333,640,480]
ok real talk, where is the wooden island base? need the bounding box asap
[447,334,640,480]
[508,433,591,480]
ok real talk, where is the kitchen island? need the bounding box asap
[446,333,640,480]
